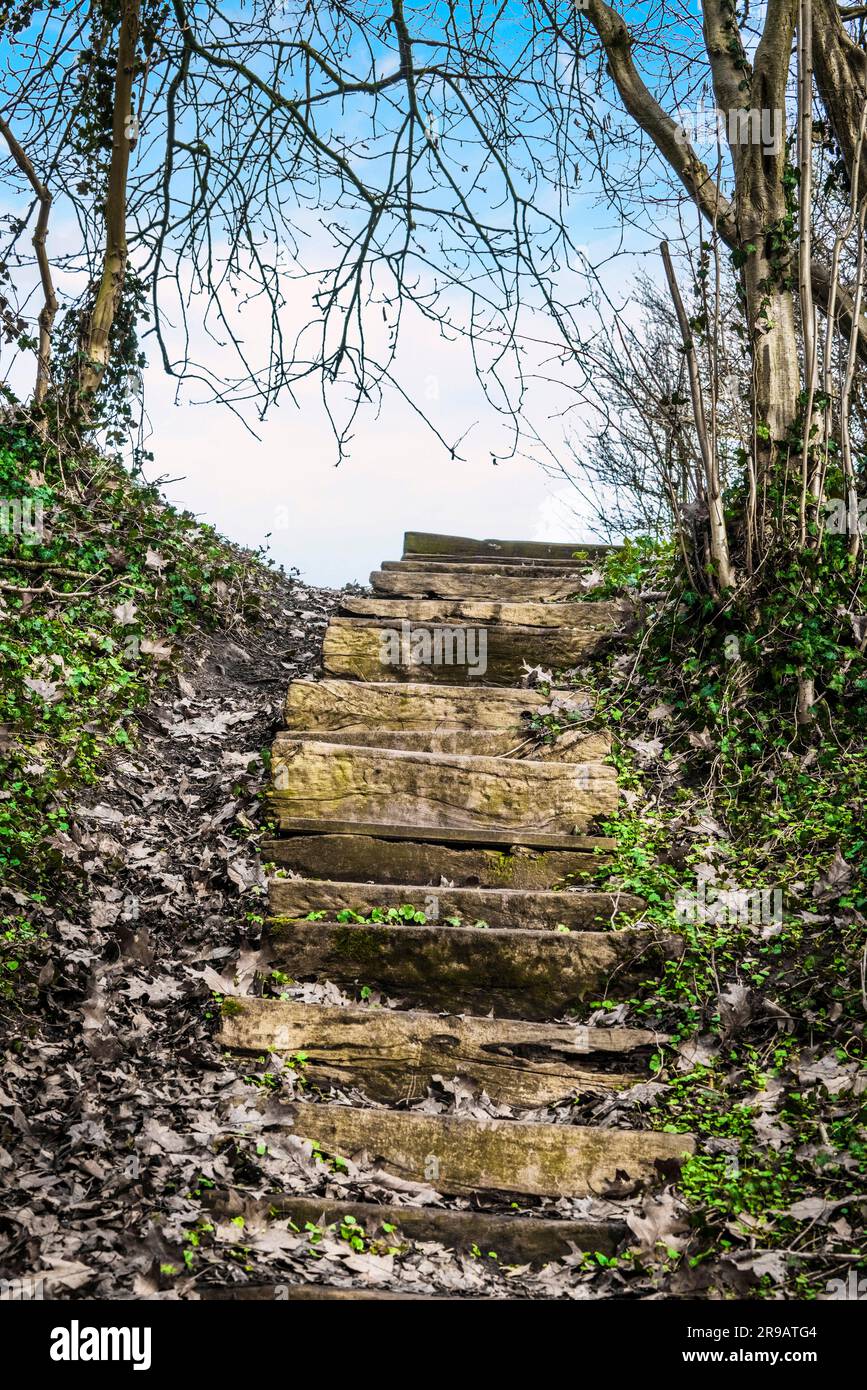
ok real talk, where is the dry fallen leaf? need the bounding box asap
[784,1197,835,1222]
[628,736,664,763]
[798,1051,859,1096]
[23,676,61,703]
[112,598,138,625]
[752,1111,793,1151]
[140,637,173,662]
[812,849,853,903]
[626,1190,689,1251]
[688,727,714,751]
[717,981,755,1040]
[647,701,675,722]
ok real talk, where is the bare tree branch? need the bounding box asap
[0,112,57,404]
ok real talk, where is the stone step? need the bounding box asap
[283,678,593,733]
[397,555,592,569]
[402,531,614,561]
[271,741,619,838]
[275,726,610,761]
[269,878,643,930]
[205,1189,626,1264]
[382,559,586,577]
[340,596,626,628]
[275,1101,694,1197]
[263,818,611,851]
[261,834,613,888]
[322,617,611,684]
[219,999,658,1104]
[266,918,671,1018]
[371,569,584,601]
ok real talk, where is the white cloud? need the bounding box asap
[143,243,605,586]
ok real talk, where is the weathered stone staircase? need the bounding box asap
[217,531,694,1297]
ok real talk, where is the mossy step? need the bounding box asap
[402,531,614,560]
[204,1189,627,1265]
[266,918,674,1018]
[371,569,584,601]
[283,677,594,733]
[263,819,613,851]
[382,559,587,577]
[269,878,643,931]
[271,741,619,838]
[275,726,611,761]
[396,555,595,569]
[340,597,626,627]
[322,616,612,684]
[274,1101,694,1197]
[261,834,613,887]
[219,998,659,1105]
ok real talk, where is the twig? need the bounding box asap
[0,572,130,600]
[0,558,108,579]
[790,1192,867,1252]
[797,0,818,547]
[660,240,733,592]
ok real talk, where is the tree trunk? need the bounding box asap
[79,0,140,403]
[797,672,816,726]
[580,0,803,558]
[741,248,801,448]
[812,0,867,191]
